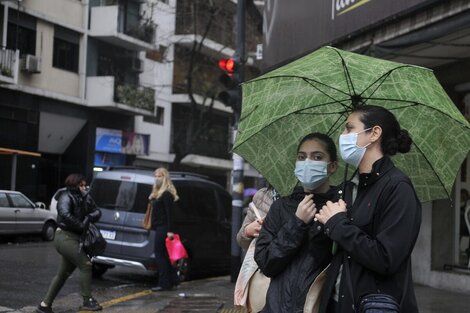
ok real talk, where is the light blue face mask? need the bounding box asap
[339,128,372,167]
[294,159,329,191]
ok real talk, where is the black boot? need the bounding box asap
[35,304,54,313]
[80,297,102,311]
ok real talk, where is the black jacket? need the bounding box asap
[57,188,101,235]
[151,191,174,231]
[318,156,422,313]
[254,186,342,313]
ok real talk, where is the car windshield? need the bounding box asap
[90,179,152,213]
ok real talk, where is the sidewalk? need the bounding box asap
[100,275,470,312]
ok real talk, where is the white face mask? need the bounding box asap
[294,159,329,191]
[339,128,372,167]
[155,177,163,186]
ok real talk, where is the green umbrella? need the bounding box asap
[233,46,470,202]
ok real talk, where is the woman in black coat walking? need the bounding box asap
[36,173,102,313]
[254,132,342,313]
[315,105,422,313]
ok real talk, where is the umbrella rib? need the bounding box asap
[245,74,351,97]
[330,48,356,101]
[236,100,347,148]
[302,78,350,109]
[362,97,470,128]
[326,112,349,137]
[239,76,352,123]
[410,141,451,201]
[359,65,417,101]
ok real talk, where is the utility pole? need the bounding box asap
[230,0,246,282]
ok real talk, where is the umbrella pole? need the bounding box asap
[340,164,349,200]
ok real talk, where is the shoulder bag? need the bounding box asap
[143,202,152,230]
[234,239,270,312]
[81,222,107,257]
[303,264,330,313]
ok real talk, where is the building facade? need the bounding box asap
[0,0,263,202]
[261,0,470,292]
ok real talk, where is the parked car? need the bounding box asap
[88,168,232,280]
[49,187,65,217]
[0,190,57,241]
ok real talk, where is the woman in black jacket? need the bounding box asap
[36,174,102,313]
[150,167,180,292]
[254,132,342,313]
[315,105,422,313]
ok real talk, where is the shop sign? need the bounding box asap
[95,127,150,155]
[263,0,438,67]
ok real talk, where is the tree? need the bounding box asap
[171,0,228,169]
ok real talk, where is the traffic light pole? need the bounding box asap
[230,0,246,283]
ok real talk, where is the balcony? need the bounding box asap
[0,48,19,84]
[86,76,155,116]
[89,5,157,51]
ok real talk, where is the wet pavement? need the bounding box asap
[2,275,469,312]
[96,276,470,313]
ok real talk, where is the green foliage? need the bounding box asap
[115,84,155,111]
[0,66,13,78]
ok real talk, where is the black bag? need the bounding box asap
[358,293,400,313]
[81,223,107,257]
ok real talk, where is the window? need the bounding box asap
[191,184,217,219]
[218,191,232,221]
[90,179,152,213]
[0,193,9,207]
[53,26,79,72]
[6,11,36,56]
[8,194,34,208]
[130,183,152,214]
[143,106,164,125]
[172,182,193,219]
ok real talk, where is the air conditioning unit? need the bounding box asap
[131,57,144,73]
[21,54,42,73]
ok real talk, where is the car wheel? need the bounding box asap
[92,263,110,278]
[42,221,56,241]
[175,258,190,282]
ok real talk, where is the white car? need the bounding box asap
[0,190,57,241]
[49,187,66,218]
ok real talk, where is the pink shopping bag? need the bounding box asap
[165,234,189,265]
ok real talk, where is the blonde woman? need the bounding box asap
[150,167,179,292]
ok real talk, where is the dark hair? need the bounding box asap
[64,173,86,188]
[297,132,337,162]
[352,105,412,156]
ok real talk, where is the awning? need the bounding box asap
[0,147,41,157]
[181,154,260,178]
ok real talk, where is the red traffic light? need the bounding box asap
[218,58,237,74]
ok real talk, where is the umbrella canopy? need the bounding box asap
[233,46,470,202]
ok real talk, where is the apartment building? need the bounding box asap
[0,0,262,201]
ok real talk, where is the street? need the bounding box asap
[0,236,236,313]
[0,237,160,311]
[1,236,470,313]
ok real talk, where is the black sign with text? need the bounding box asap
[263,0,438,68]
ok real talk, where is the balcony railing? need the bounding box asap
[86,76,155,115]
[0,48,19,84]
